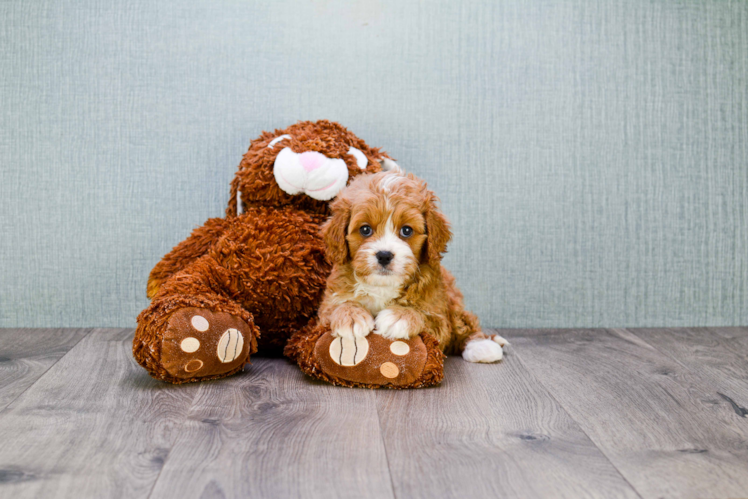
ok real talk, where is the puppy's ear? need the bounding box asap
[321,197,352,264]
[424,193,452,265]
[378,157,402,174]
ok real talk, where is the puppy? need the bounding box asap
[318,168,506,363]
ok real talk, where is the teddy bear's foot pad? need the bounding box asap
[161,307,253,381]
[314,332,431,387]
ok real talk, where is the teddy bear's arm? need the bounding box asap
[147,217,233,299]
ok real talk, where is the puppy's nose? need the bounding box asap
[376,251,394,267]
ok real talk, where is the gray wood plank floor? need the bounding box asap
[0,327,746,498]
[512,328,748,498]
[375,355,636,498]
[0,329,89,412]
[150,359,393,498]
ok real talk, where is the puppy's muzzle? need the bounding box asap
[376,251,394,268]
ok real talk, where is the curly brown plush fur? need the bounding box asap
[134,121,388,383]
[285,322,445,389]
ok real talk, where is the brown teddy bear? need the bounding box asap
[133,120,444,386]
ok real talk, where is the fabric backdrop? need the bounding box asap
[2,0,746,328]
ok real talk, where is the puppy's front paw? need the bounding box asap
[462,338,504,363]
[374,309,416,340]
[331,307,374,340]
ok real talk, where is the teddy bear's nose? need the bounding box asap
[299,151,326,172]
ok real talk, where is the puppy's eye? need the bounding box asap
[400,226,413,238]
[359,225,373,237]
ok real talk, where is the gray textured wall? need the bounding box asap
[1,0,747,328]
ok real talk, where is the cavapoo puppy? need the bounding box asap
[317,168,506,362]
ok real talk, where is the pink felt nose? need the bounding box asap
[299,151,325,172]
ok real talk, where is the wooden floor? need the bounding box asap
[1,328,747,498]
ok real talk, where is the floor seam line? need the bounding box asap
[509,332,644,499]
[0,327,93,414]
[146,357,206,499]
[620,327,748,414]
[374,392,399,499]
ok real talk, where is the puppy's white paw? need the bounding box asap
[332,311,374,340]
[374,309,412,340]
[490,334,509,347]
[462,338,504,363]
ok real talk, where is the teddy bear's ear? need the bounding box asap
[321,196,352,264]
[423,192,452,265]
[225,177,240,218]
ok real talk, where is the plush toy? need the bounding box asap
[134,121,386,382]
[285,323,446,389]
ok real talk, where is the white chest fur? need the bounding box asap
[352,279,402,316]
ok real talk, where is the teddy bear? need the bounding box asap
[133,120,445,386]
[133,120,447,387]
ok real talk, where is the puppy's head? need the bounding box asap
[321,169,452,286]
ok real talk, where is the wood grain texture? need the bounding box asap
[627,327,748,405]
[512,328,748,498]
[2,328,748,498]
[149,357,394,499]
[0,328,90,411]
[0,329,199,498]
[376,341,637,498]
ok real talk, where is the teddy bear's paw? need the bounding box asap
[160,307,255,381]
[313,331,431,387]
